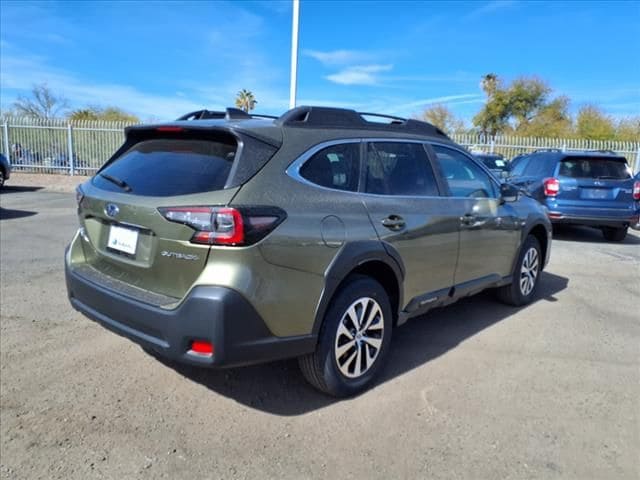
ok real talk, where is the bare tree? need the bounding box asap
[13,83,69,119]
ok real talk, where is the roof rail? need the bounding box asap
[275,106,449,138]
[530,147,622,156]
[176,108,275,121]
[531,148,564,153]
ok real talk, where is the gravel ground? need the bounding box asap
[1,187,639,480]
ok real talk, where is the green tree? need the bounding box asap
[516,96,572,138]
[68,106,139,123]
[615,117,640,141]
[473,74,571,137]
[13,83,69,119]
[235,89,257,112]
[507,77,551,129]
[575,105,616,140]
[419,104,465,135]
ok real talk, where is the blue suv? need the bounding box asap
[509,149,640,241]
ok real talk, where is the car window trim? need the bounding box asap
[285,138,363,194]
[287,137,451,199]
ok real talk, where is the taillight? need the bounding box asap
[633,180,640,200]
[189,340,214,357]
[158,206,286,246]
[543,177,560,197]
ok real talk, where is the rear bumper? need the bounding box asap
[65,255,316,368]
[546,205,640,229]
[548,213,639,228]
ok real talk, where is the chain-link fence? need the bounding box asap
[2,116,639,175]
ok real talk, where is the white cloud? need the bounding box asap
[303,49,375,66]
[388,94,484,112]
[326,64,393,86]
[0,54,207,120]
[465,0,518,19]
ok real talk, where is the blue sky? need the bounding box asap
[1,0,639,123]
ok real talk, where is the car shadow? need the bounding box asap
[154,271,569,415]
[0,208,38,220]
[0,185,44,194]
[553,225,640,245]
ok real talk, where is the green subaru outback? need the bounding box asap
[65,106,552,396]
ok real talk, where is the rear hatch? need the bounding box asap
[554,156,635,212]
[76,126,277,301]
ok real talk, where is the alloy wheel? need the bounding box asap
[519,247,539,296]
[334,297,385,378]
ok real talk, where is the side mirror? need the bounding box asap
[500,183,519,203]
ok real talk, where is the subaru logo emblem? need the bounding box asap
[105,203,119,218]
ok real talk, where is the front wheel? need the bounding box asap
[298,275,393,397]
[497,235,542,307]
[602,226,627,242]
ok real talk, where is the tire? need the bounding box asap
[602,226,627,242]
[298,274,393,397]
[497,235,542,307]
[0,169,5,188]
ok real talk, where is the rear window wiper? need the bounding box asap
[99,173,132,192]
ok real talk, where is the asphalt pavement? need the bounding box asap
[1,187,639,479]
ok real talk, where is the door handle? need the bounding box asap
[381,215,405,231]
[460,214,477,226]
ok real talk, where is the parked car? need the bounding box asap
[473,153,509,178]
[65,106,552,396]
[508,149,640,241]
[0,153,11,188]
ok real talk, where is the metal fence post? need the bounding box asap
[67,123,74,176]
[2,122,10,161]
[489,138,495,153]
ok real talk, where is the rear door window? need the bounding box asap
[523,155,557,177]
[509,155,532,176]
[93,138,237,196]
[299,142,360,191]
[364,142,439,196]
[558,157,631,179]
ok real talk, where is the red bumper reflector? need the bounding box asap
[548,212,563,219]
[190,340,214,356]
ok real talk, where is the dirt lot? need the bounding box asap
[1,182,639,480]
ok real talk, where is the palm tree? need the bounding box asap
[480,73,499,98]
[235,89,257,113]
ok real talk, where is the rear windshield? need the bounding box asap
[93,138,237,196]
[558,157,631,180]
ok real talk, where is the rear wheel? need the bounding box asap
[497,235,542,306]
[602,226,627,242]
[298,275,392,397]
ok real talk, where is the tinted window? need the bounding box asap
[364,142,439,196]
[523,155,557,177]
[93,138,236,196]
[558,157,631,179]
[299,143,360,191]
[475,155,507,171]
[432,145,497,198]
[510,155,532,176]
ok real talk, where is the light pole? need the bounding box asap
[289,0,300,109]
